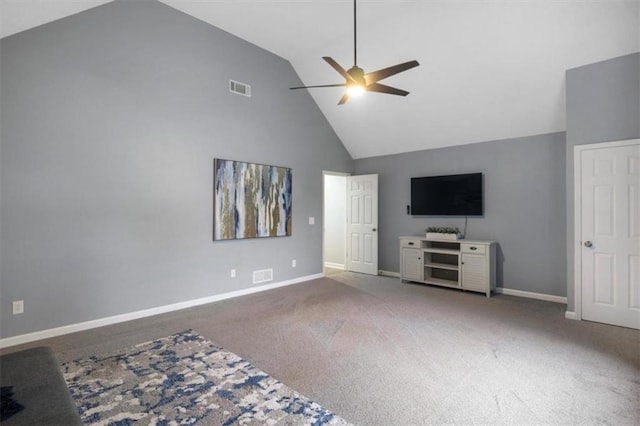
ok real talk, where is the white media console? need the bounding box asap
[399,236,496,297]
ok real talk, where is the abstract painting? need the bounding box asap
[214,159,292,240]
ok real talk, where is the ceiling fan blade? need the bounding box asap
[364,60,420,85]
[290,83,346,90]
[323,57,356,83]
[367,83,410,96]
[338,93,350,105]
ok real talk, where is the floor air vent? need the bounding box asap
[253,269,273,284]
[229,80,251,97]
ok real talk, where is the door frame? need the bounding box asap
[322,171,350,271]
[573,138,640,321]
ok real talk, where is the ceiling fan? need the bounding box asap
[290,0,419,105]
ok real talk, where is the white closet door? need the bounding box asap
[579,140,640,329]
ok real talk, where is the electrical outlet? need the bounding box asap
[12,300,24,315]
[308,217,315,225]
[292,259,297,268]
[230,269,236,278]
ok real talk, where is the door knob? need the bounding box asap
[584,241,593,248]
[372,228,377,232]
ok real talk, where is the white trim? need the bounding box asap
[573,138,640,322]
[495,287,567,304]
[573,144,583,320]
[574,138,640,151]
[0,273,323,349]
[565,311,579,320]
[324,262,345,270]
[379,270,401,278]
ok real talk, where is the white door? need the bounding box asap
[578,139,640,329]
[346,174,378,275]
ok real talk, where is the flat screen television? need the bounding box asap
[411,173,483,216]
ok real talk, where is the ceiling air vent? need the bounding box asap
[229,80,251,97]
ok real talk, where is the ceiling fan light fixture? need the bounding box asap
[346,84,365,97]
[346,65,366,97]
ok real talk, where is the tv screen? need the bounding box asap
[411,173,483,216]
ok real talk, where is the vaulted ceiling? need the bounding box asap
[1,0,638,158]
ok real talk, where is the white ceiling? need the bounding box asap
[1,0,638,159]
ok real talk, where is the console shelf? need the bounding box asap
[422,247,459,255]
[424,261,458,271]
[399,236,496,297]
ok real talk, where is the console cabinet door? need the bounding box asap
[461,253,487,291]
[402,248,422,282]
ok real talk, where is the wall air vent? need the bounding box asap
[253,268,273,284]
[229,80,251,97]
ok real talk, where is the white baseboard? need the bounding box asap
[565,311,579,320]
[0,273,323,349]
[495,287,567,304]
[379,270,401,278]
[324,262,345,270]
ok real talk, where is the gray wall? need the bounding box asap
[0,0,353,338]
[354,132,567,297]
[565,52,640,311]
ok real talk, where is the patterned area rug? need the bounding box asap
[62,330,349,425]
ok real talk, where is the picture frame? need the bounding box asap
[213,158,292,241]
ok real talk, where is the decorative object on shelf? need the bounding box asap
[214,158,292,241]
[425,226,462,240]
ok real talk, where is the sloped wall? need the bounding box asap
[0,0,353,338]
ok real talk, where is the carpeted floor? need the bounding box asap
[3,271,639,424]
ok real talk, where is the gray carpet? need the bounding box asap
[2,271,639,425]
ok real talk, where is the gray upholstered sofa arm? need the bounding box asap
[0,346,82,425]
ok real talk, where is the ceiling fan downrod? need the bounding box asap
[353,0,358,66]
